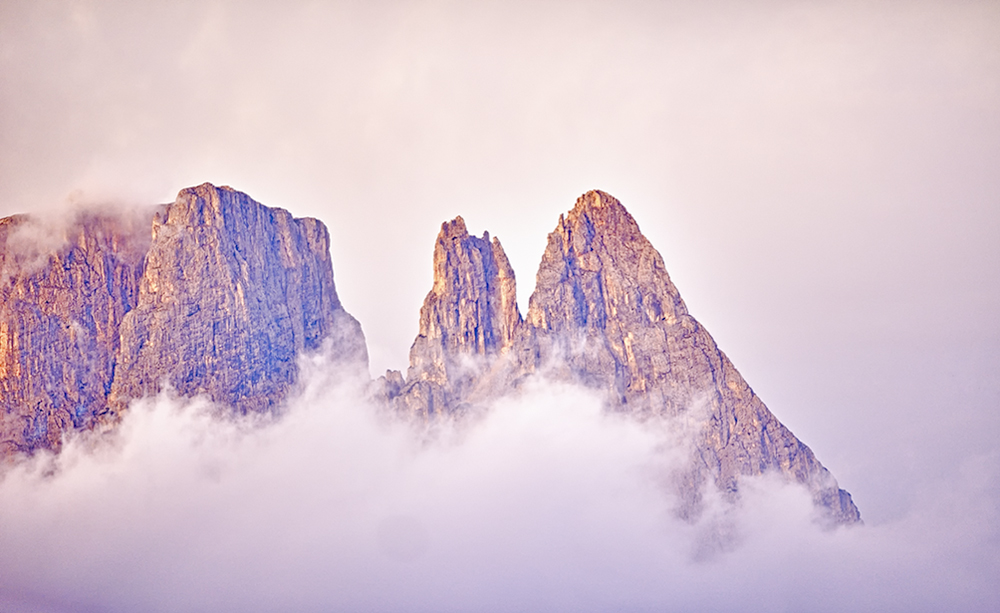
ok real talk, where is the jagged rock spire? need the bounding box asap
[408,215,521,385]
[389,189,860,524]
[381,216,521,417]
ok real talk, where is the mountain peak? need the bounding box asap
[381,216,522,417]
[560,189,645,245]
[388,189,860,524]
[439,215,468,239]
[1,184,367,456]
[112,185,367,414]
[573,189,622,211]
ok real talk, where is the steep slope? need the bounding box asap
[0,209,153,455]
[522,191,858,522]
[1,183,366,456]
[386,190,860,524]
[381,216,521,417]
[108,183,367,415]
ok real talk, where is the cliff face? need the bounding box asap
[1,183,857,524]
[522,191,692,414]
[1,184,366,456]
[109,184,367,414]
[383,190,860,524]
[382,216,521,417]
[0,210,152,455]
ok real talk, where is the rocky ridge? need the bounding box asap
[0,183,366,456]
[0,183,858,525]
[381,190,860,524]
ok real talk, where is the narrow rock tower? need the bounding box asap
[523,191,859,523]
[384,190,860,524]
[381,216,521,417]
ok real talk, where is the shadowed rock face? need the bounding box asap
[1,183,366,456]
[109,184,367,414]
[382,190,860,524]
[0,210,152,455]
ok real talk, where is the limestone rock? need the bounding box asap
[381,216,521,417]
[109,183,368,414]
[0,209,153,455]
[523,191,859,523]
[1,183,366,456]
[387,190,860,524]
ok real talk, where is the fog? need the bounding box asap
[1,0,998,610]
[0,352,996,613]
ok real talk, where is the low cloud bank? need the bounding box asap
[0,351,997,613]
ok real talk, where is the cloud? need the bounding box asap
[0,215,73,281]
[0,201,156,287]
[0,350,996,613]
[0,2,997,610]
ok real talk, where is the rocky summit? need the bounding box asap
[0,184,366,457]
[381,190,860,524]
[380,216,521,417]
[0,184,858,525]
[108,184,367,415]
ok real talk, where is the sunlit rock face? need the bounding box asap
[0,184,367,456]
[0,210,153,455]
[109,183,367,415]
[380,216,521,417]
[384,190,860,524]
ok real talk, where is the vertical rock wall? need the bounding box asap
[0,210,152,454]
[383,216,521,417]
[1,183,366,457]
[384,190,860,524]
[109,183,367,414]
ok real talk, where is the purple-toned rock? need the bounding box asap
[1,183,366,457]
[380,216,520,417]
[109,184,367,414]
[0,208,152,455]
[385,190,860,524]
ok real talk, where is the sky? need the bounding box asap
[0,0,998,611]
